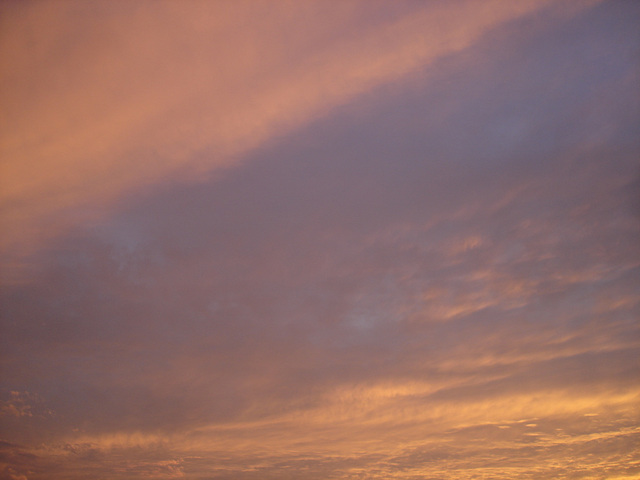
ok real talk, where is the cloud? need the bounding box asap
[0,0,598,282]
[1,0,639,479]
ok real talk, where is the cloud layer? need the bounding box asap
[1,0,572,280]
[1,1,639,479]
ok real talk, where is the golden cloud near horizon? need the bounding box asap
[26,382,637,479]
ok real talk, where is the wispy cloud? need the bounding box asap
[0,0,597,281]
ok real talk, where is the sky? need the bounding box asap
[0,0,639,479]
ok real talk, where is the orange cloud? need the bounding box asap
[42,383,637,479]
[0,0,598,282]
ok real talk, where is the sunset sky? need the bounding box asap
[1,1,639,479]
